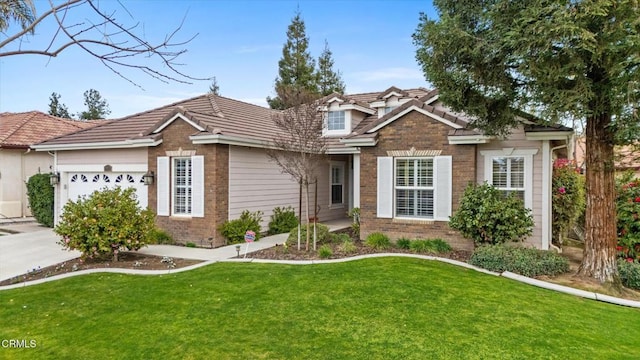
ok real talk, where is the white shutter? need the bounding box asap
[191,155,205,217]
[377,157,393,218]
[433,156,452,221]
[157,157,170,216]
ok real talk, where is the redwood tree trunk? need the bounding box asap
[577,111,620,285]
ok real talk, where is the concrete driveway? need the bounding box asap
[0,229,80,282]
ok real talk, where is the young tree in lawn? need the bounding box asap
[48,92,72,118]
[79,89,110,120]
[316,40,345,96]
[414,0,640,286]
[266,88,327,250]
[267,10,319,109]
[0,0,207,86]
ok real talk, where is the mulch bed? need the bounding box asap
[0,252,202,286]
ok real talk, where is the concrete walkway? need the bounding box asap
[0,229,81,282]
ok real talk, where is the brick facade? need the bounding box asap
[360,111,477,250]
[147,119,229,247]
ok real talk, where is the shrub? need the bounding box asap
[148,228,174,245]
[396,238,411,250]
[219,210,263,244]
[552,159,585,246]
[616,172,640,261]
[268,206,298,235]
[26,173,54,227]
[55,187,155,261]
[409,238,452,254]
[469,244,570,277]
[348,207,361,240]
[186,242,197,248]
[618,259,640,290]
[318,244,333,259]
[449,182,534,245]
[328,232,351,244]
[287,223,330,246]
[365,232,391,250]
[338,240,357,254]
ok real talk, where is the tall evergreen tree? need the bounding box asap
[79,89,110,120]
[208,76,220,95]
[267,11,319,109]
[48,92,71,118]
[414,0,640,286]
[316,40,345,96]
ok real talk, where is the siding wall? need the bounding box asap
[477,127,544,248]
[57,148,147,165]
[228,147,349,230]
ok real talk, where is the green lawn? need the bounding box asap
[0,257,638,359]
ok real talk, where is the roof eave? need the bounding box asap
[190,134,272,149]
[339,137,378,147]
[32,138,162,151]
[447,135,493,145]
[525,131,574,141]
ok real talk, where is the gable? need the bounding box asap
[367,104,465,134]
[152,112,206,134]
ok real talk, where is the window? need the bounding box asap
[157,155,204,218]
[330,162,344,206]
[384,106,396,114]
[491,157,525,201]
[395,158,434,218]
[327,111,345,131]
[173,157,192,215]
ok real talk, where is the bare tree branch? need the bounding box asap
[0,0,209,87]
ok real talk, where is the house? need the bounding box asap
[574,136,640,176]
[33,87,573,250]
[0,111,100,218]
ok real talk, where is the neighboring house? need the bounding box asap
[0,111,100,218]
[34,87,573,250]
[574,136,640,176]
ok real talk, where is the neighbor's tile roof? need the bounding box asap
[0,111,101,148]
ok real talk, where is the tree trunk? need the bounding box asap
[577,111,620,286]
[298,181,302,251]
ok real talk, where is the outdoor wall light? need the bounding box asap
[49,172,60,186]
[142,171,155,186]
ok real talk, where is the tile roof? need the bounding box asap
[0,111,101,148]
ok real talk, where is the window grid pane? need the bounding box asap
[395,158,434,219]
[331,164,343,205]
[174,158,192,214]
[327,111,345,131]
[492,156,525,203]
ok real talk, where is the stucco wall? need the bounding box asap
[0,149,53,218]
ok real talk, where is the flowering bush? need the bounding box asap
[55,187,155,261]
[551,159,585,247]
[449,182,534,245]
[616,172,640,261]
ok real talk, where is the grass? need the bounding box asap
[0,257,639,359]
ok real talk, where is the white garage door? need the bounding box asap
[67,172,148,208]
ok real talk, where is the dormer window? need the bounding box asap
[384,106,397,114]
[327,111,346,131]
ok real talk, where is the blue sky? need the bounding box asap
[0,0,437,118]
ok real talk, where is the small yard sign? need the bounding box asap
[244,230,256,242]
